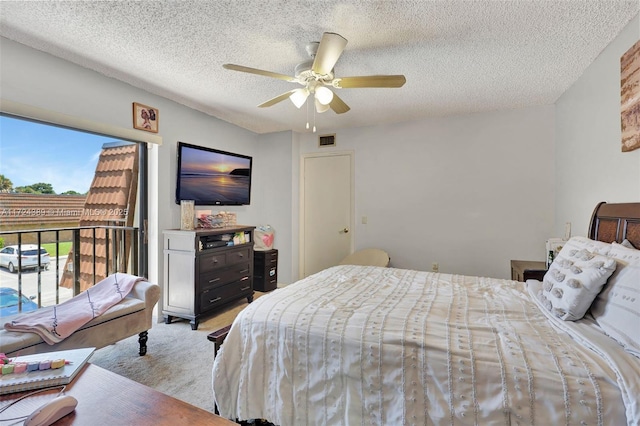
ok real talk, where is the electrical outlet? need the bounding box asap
[432,262,439,272]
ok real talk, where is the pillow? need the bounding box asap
[618,239,637,250]
[590,243,640,358]
[560,236,612,255]
[540,239,616,321]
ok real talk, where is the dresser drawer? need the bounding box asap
[254,270,277,292]
[199,251,227,273]
[201,263,251,290]
[201,280,253,311]
[226,247,251,266]
[254,249,277,267]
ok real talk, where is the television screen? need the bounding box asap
[176,142,252,205]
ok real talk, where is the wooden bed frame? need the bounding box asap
[588,201,640,247]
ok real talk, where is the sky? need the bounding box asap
[0,116,121,194]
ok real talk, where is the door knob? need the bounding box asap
[341,227,349,233]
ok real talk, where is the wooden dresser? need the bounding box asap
[163,226,255,330]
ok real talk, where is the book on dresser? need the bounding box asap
[0,347,95,395]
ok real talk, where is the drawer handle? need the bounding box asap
[240,286,250,291]
[240,276,249,281]
[208,277,221,283]
[212,259,219,263]
[239,268,249,274]
[237,253,244,258]
[270,259,277,263]
[209,297,222,303]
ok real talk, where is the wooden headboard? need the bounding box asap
[588,201,640,248]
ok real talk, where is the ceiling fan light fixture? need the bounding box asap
[315,98,331,113]
[290,88,310,108]
[314,86,334,105]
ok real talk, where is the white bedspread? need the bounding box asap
[212,265,639,425]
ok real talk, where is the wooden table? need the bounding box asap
[0,363,236,425]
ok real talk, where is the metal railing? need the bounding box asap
[0,225,139,314]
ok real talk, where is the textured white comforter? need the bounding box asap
[212,265,639,425]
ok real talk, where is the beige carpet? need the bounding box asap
[89,292,265,413]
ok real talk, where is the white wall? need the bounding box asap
[249,131,297,284]
[297,106,556,279]
[555,14,640,236]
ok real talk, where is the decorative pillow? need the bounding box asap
[590,243,640,358]
[618,239,637,250]
[560,236,612,255]
[540,239,616,321]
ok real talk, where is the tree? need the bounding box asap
[26,182,55,194]
[61,190,82,195]
[15,186,37,194]
[0,175,12,193]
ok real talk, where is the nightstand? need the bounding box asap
[254,249,278,292]
[510,260,547,282]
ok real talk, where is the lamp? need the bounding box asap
[314,86,334,105]
[289,88,310,109]
[296,83,335,132]
[314,98,330,113]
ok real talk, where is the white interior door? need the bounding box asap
[301,152,353,277]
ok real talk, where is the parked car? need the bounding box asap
[0,244,50,273]
[0,287,39,316]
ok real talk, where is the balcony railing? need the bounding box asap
[0,225,139,315]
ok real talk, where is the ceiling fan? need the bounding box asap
[223,32,406,116]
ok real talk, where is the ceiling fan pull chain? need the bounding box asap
[313,105,317,133]
[306,98,310,130]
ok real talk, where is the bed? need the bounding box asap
[212,202,640,425]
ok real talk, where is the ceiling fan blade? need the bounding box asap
[335,75,406,88]
[312,32,348,76]
[223,64,296,82]
[329,92,350,114]
[258,90,297,108]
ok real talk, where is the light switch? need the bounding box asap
[362,216,368,224]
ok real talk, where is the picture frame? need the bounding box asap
[132,102,159,133]
[621,40,639,152]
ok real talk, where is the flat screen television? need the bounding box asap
[175,142,252,206]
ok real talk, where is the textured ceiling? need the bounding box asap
[1,1,638,134]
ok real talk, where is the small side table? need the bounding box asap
[510,260,547,282]
[254,249,278,292]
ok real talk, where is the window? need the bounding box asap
[0,114,148,300]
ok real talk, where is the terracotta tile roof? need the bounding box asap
[59,142,139,291]
[0,193,86,228]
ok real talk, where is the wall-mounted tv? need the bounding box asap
[176,142,252,206]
